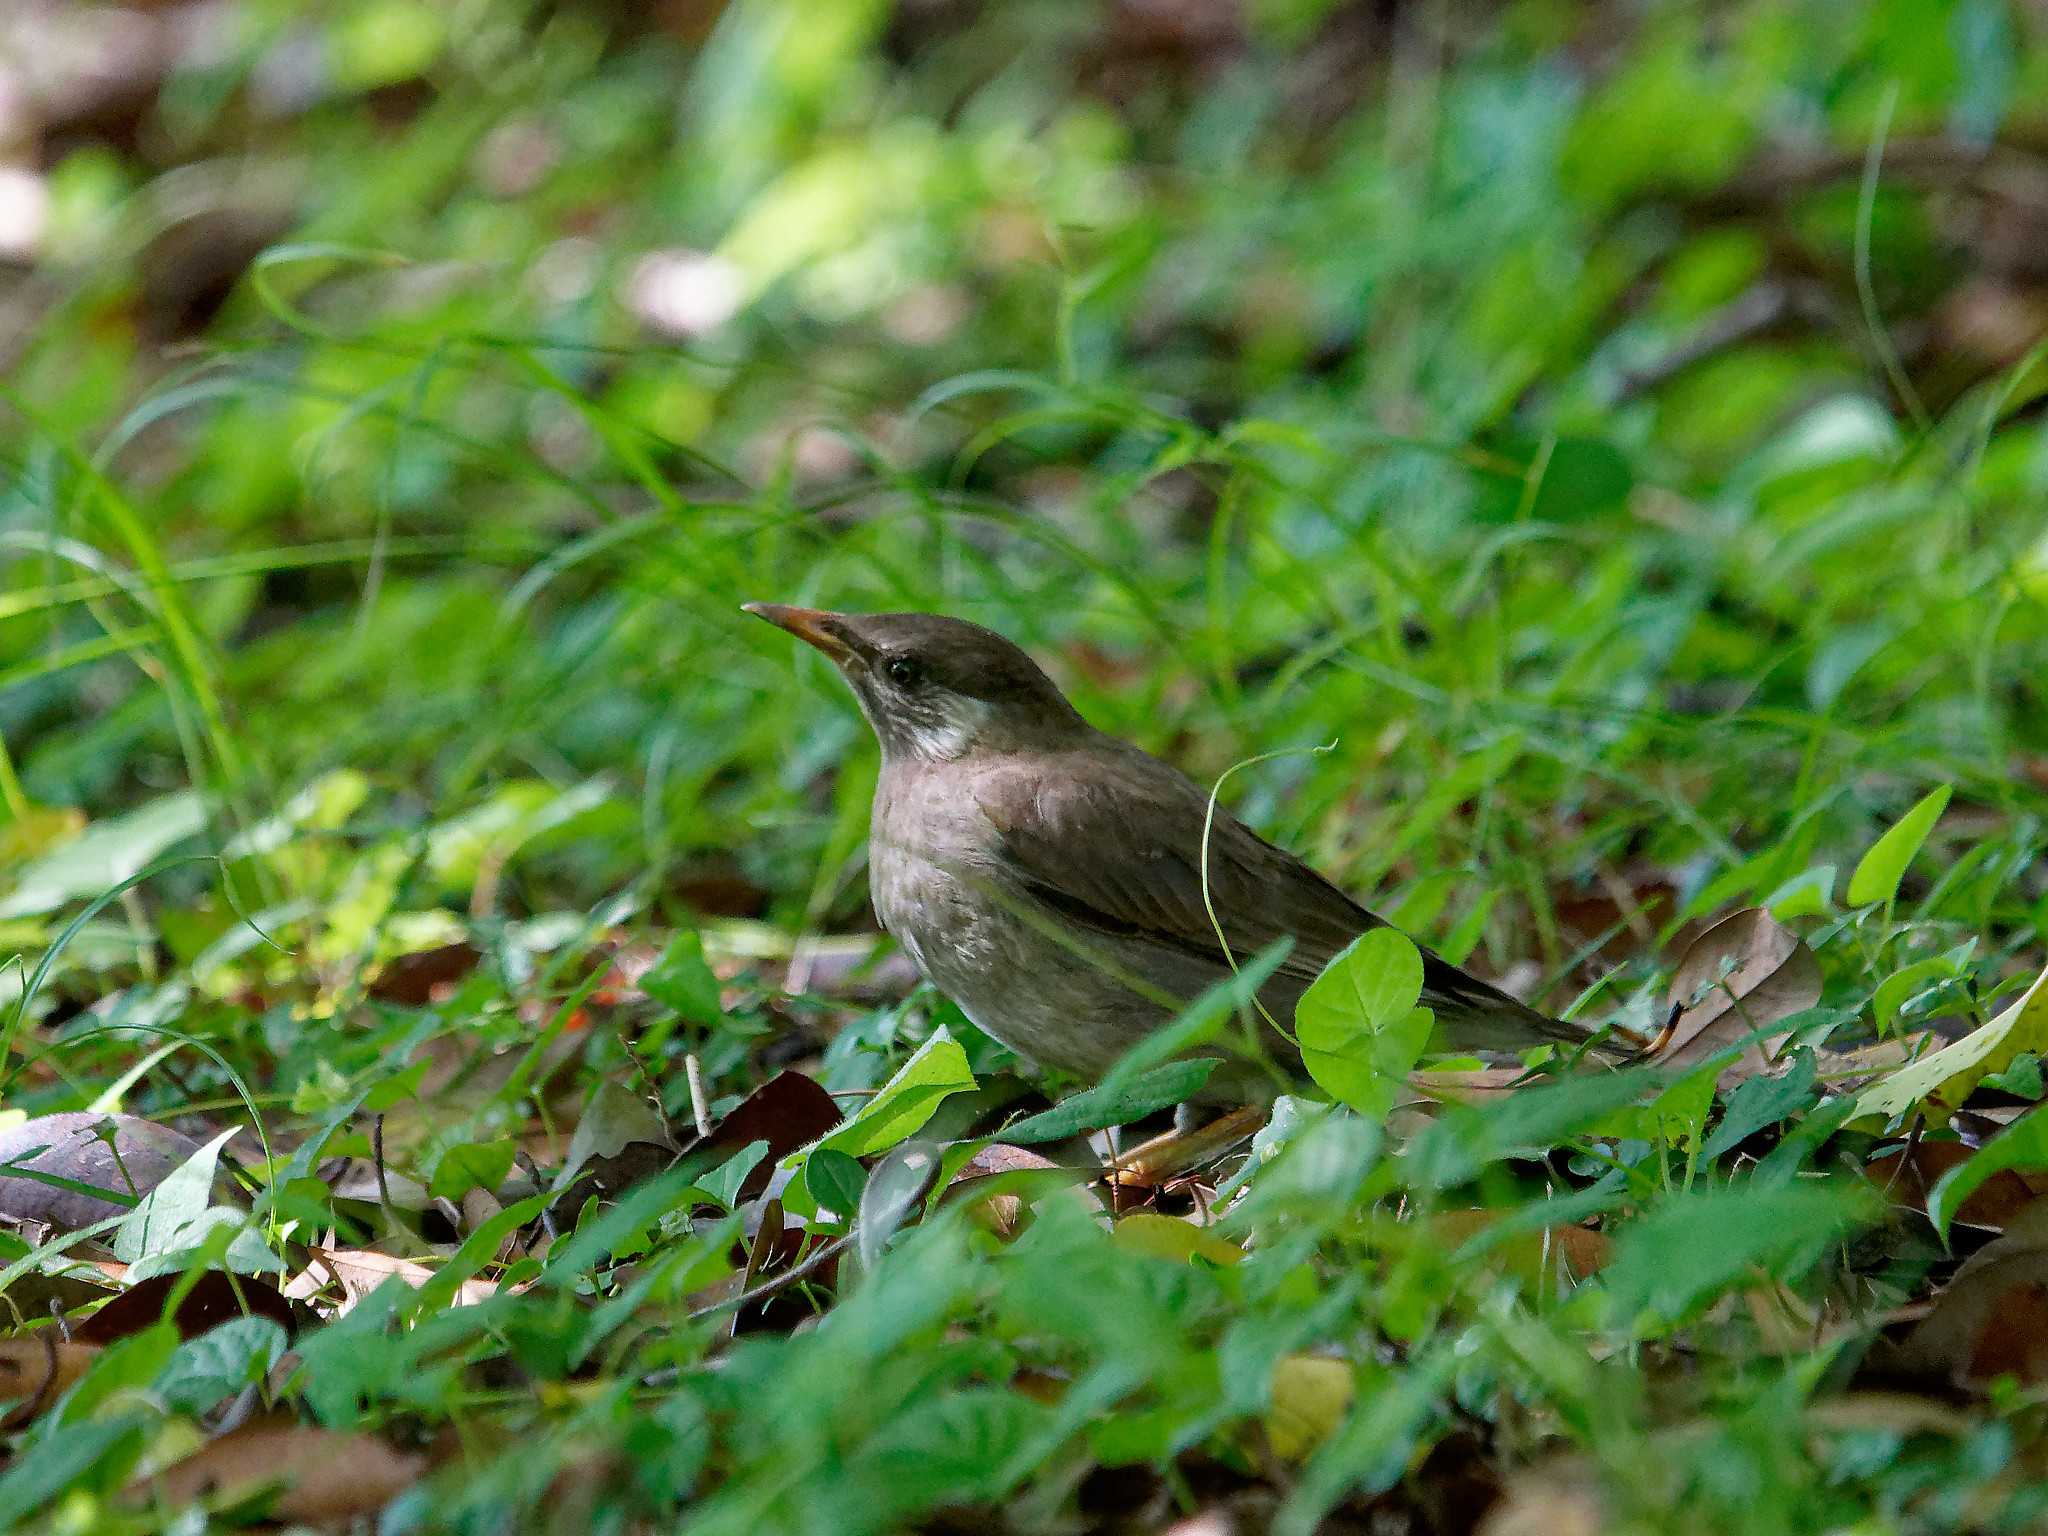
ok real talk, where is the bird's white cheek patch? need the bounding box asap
[913,696,995,760]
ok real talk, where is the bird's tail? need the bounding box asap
[1419,949,1634,1062]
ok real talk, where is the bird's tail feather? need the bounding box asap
[1419,950,1632,1061]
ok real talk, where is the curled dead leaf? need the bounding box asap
[130,1418,425,1525]
[281,1247,504,1315]
[1654,907,1821,1074]
[943,1142,1066,1238]
[0,1336,100,1428]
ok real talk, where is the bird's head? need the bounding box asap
[744,605,1087,763]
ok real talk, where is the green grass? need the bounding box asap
[3,0,2048,1529]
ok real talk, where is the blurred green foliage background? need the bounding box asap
[3,2,2048,1525]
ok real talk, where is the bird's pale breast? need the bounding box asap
[869,766,1177,1078]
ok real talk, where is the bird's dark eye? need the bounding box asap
[883,655,924,689]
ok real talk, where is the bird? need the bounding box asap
[744,604,1609,1101]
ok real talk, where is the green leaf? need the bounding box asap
[805,1147,867,1215]
[1406,1069,1659,1190]
[429,1138,517,1202]
[1600,1179,1876,1332]
[1301,1008,1433,1122]
[1295,930,1433,1119]
[1296,929,1424,1051]
[1980,1053,2043,1100]
[113,1127,244,1269]
[1847,785,1951,907]
[642,931,725,1024]
[1873,954,1968,1035]
[1928,1104,2048,1242]
[1004,1059,1219,1144]
[157,1316,287,1416]
[1589,1062,1717,1153]
[1701,1049,1821,1159]
[816,1028,976,1158]
[856,1140,943,1276]
[0,792,206,919]
[362,1059,431,1112]
[1763,864,1835,920]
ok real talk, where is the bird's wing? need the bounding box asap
[967,749,1377,987]
[968,747,1586,1053]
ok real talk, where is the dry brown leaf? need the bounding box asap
[0,1336,100,1428]
[1867,1139,2048,1232]
[1654,907,1822,1074]
[281,1247,501,1314]
[0,1113,212,1230]
[1875,1206,2048,1388]
[944,1143,1066,1238]
[684,1071,843,1203]
[73,1269,308,1345]
[130,1418,425,1525]
[1478,1464,1607,1536]
[366,941,481,1005]
[1806,1392,1975,1438]
[1409,1066,1533,1104]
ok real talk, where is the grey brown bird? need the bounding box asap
[745,605,1605,1099]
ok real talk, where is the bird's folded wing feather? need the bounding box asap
[968,750,1580,1050]
[968,752,1376,986]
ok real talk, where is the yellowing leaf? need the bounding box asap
[1266,1355,1354,1461]
[1856,966,2048,1126]
[1111,1212,1244,1267]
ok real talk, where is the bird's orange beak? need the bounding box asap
[742,602,856,664]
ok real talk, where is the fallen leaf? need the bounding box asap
[72,1269,308,1345]
[282,1248,502,1313]
[1857,966,2048,1126]
[0,1337,100,1428]
[367,942,481,1004]
[942,1143,1067,1238]
[687,1071,841,1203]
[1867,1139,2048,1234]
[1265,1354,1353,1461]
[554,1081,677,1198]
[1926,1106,2048,1240]
[0,1113,210,1231]
[1112,1212,1244,1267]
[129,1417,425,1525]
[1874,1218,2048,1389]
[1655,907,1822,1073]
[1407,1066,1531,1104]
